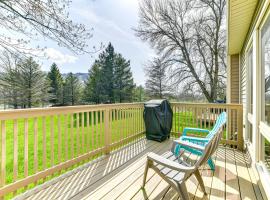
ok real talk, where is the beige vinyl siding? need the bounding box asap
[230,54,240,103]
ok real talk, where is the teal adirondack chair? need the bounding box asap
[174,112,227,171]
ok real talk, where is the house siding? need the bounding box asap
[230,54,240,104]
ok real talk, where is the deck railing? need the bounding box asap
[170,103,243,150]
[0,102,243,198]
[0,103,145,198]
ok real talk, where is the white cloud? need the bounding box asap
[72,3,136,42]
[72,7,100,24]
[44,48,78,64]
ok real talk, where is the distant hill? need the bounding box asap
[62,73,88,83]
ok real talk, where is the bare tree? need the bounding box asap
[145,58,170,98]
[135,0,226,102]
[0,0,93,54]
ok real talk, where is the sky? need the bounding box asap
[38,0,155,86]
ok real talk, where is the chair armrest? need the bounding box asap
[181,136,209,144]
[174,139,205,151]
[147,152,194,172]
[182,127,210,136]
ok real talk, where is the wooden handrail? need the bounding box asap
[0,102,244,198]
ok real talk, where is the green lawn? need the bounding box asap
[172,111,215,133]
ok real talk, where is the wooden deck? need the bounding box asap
[15,138,264,200]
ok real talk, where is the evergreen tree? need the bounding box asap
[0,52,22,108]
[63,73,81,105]
[47,63,64,106]
[84,43,136,104]
[19,57,50,108]
[83,62,102,104]
[113,54,134,102]
[99,43,115,103]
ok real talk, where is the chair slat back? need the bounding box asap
[206,112,227,139]
[194,127,223,169]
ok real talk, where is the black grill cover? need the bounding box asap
[143,99,173,142]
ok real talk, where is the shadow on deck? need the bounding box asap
[15,138,263,200]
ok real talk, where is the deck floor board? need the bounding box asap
[14,138,263,200]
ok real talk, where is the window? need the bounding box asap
[248,48,253,114]
[246,47,253,143]
[263,136,270,173]
[262,17,270,124]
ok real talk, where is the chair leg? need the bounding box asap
[207,157,215,171]
[142,159,151,187]
[177,182,189,200]
[194,169,207,195]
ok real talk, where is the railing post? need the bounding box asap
[237,106,244,150]
[104,108,111,155]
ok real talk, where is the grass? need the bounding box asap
[172,111,215,133]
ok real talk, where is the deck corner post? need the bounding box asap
[104,107,111,155]
[237,105,244,151]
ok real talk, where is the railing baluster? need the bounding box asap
[124,109,126,140]
[121,109,123,142]
[175,106,180,136]
[95,111,98,149]
[58,115,62,164]
[200,107,202,128]
[1,120,6,187]
[34,117,38,173]
[183,106,185,131]
[192,107,195,127]
[139,108,141,133]
[179,106,181,135]
[71,114,74,158]
[136,108,138,135]
[76,113,80,156]
[128,108,130,137]
[208,108,211,129]
[82,112,85,154]
[42,117,46,170]
[141,107,143,132]
[196,106,198,128]
[132,108,134,136]
[64,115,68,161]
[237,107,244,150]
[86,112,90,152]
[99,110,102,149]
[111,109,115,143]
[91,112,94,150]
[104,108,110,154]
[100,110,103,148]
[203,107,206,129]
[13,119,18,183]
[50,116,54,166]
[24,119,28,178]
[115,109,118,143]
[173,106,177,132]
